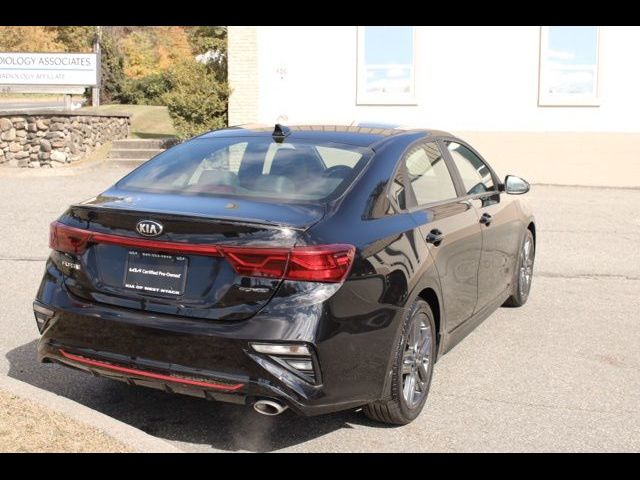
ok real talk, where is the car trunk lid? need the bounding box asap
[56,188,324,321]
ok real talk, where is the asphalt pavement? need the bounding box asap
[1,163,639,452]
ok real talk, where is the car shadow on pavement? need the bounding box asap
[6,340,393,452]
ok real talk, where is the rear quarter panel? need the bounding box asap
[297,133,445,401]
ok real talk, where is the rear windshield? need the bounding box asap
[116,137,372,202]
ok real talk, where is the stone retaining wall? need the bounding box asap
[0,111,130,168]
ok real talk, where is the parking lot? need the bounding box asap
[1,163,639,452]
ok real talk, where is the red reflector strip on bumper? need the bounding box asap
[59,349,244,392]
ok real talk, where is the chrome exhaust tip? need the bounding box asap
[253,399,288,416]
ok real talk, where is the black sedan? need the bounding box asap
[34,124,535,425]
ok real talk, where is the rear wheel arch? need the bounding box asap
[417,287,441,352]
[527,221,536,247]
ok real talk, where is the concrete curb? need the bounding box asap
[0,375,182,453]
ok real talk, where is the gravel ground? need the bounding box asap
[0,163,639,452]
[0,387,130,452]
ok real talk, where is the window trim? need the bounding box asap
[356,26,418,106]
[387,163,409,213]
[538,26,601,107]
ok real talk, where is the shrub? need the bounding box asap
[118,74,170,105]
[161,60,228,139]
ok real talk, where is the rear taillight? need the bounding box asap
[220,245,355,283]
[49,221,355,283]
[286,245,355,282]
[220,247,290,278]
[49,221,91,255]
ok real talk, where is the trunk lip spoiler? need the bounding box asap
[68,202,317,232]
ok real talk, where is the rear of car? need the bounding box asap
[34,130,391,415]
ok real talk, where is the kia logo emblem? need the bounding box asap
[136,220,163,237]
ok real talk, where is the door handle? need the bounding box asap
[426,229,444,246]
[479,213,492,226]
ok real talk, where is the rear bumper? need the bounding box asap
[39,342,323,414]
[34,262,406,416]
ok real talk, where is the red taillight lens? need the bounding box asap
[221,245,355,282]
[49,221,91,255]
[286,245,355,282]
[220,247,290,279]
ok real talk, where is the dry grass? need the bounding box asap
[74,141,113,165]
[0,388,131,453]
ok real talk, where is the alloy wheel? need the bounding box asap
[401,314,432,409]
[518,233,535,298]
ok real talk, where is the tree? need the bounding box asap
[0,26,63,51]
[161,59,228,139]
[97,29,126,103]
[120,27,193,79]
[156,27,193,71]
[49,26,96,52]
[187,26,226,56]
[120,29,157,79]
[187,26,227,82]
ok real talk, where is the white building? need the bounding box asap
[228,26,640,187]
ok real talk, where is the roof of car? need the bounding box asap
[198,123,455,147]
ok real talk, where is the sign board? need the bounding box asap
[0,52,98,87]
[0,85,86,95]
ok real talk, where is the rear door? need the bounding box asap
[402,140,483,332]
[443,140,522,311]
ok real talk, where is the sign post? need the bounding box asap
[92,26,102,107]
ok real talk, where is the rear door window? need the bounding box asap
[403,142,458,206]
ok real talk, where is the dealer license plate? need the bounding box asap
[124,250,188,297]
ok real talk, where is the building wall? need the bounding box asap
[248,26,640,132]
[228,26,640,187]
[452,131,640,187]
[228,26,258,126]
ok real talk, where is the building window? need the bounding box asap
[357,26,416,105]
[539,26,600,106]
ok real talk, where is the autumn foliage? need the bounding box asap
[0,26,228,138]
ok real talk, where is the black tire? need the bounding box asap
[504,228,535,307]
[363,299,436,425]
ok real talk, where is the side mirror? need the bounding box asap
[503,175,530,195]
